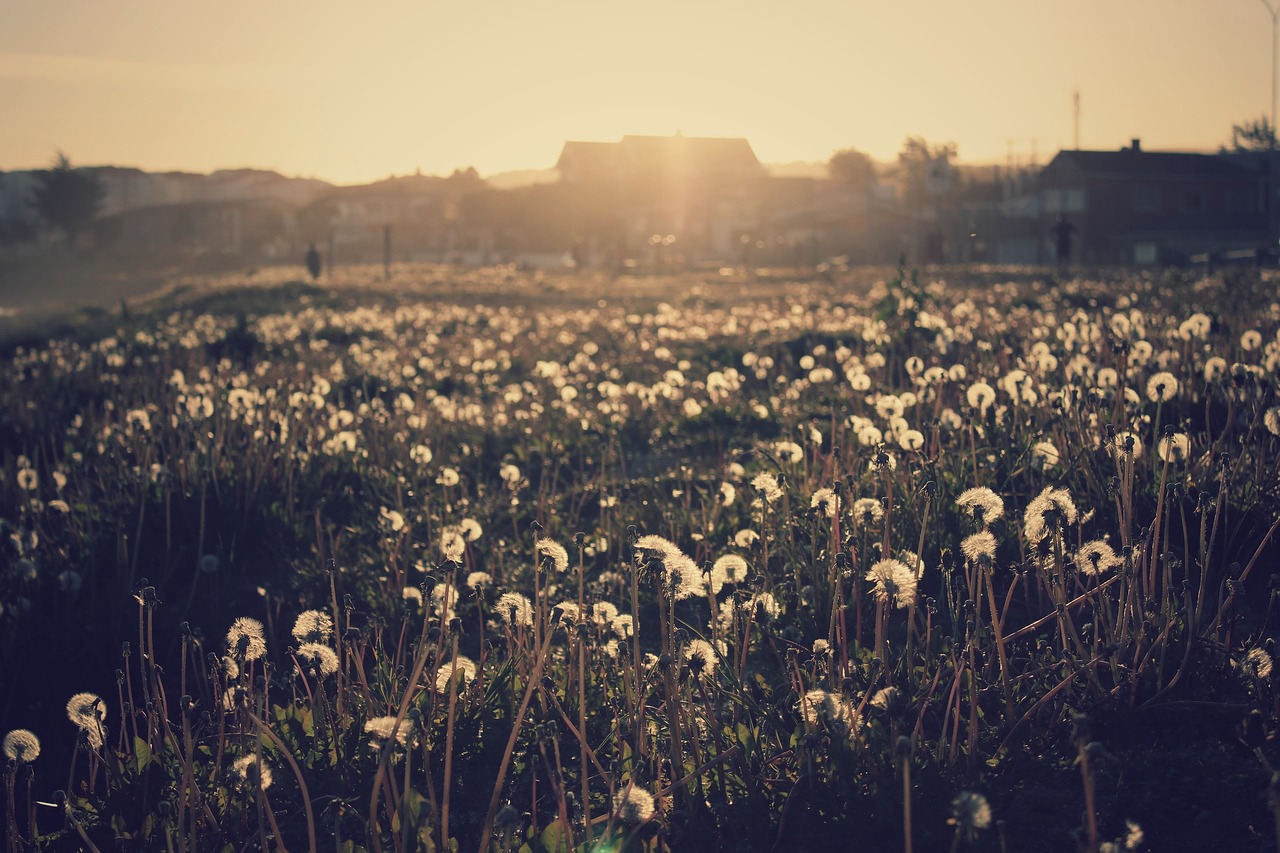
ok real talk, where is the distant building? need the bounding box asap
[1037,140,1272,266]
[555,134,764,261]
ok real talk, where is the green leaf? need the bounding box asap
[540,819,572,853]
[131,736,153,776]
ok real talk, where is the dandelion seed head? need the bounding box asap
[1075,540,1120,577]
[957,484,1003,525]
[1031,440,1060,470]
[810,487,840,518]
[1157,433,1191,464]
[1022,487,1078,543]
[364,715,412,747]
[950,791,992,836]
[634,535,704,600]
[1145,371,1179,403]
[612,785,656,823]
[460,518,483,541]
[232,754,273,790]
[960,531,998,565]
[295,643,340,678]
[1113,430,1144,458]
[610,614,634,639]
[226,617,267,662]
[495,591,534,627]
[745,591,781,621]
[870,686,900,711]
[967,381,996,412]
[798,688,860,733]
[66,693,107,746]
[2,729,39,763]
[441,526,466,562]
[434,655,478,692]
[1245,647,1274,679]
[865,559,917,608]
[712,554,750,589]
[536,539,570,573]
[1265,406,1280,437]
[592,601,618,627]
[750,473,784,504]
[853,497,885,528]
[773,440,803,464]
[15,468,38,492]
[292,610,333,645]
[684,638,717,680]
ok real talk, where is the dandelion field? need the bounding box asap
[2,263,1280,852]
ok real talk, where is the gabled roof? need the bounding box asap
[556,135,762,177]
[617,135,761,174]
[555,141,619,172]
[1043,147,1262,180]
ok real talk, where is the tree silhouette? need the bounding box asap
[893,137,957,211]
[31,152,103,245]
[827,148,876,191]
[1224,116,1278,152]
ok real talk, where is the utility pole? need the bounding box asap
[383,224,391,280]
[1073,89,1081,150]
[1263,0,1279,144]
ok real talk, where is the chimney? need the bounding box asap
[1130,138,1141,152]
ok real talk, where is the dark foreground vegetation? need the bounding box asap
[2,263,1279,852]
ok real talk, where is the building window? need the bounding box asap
[1043,188,1085,213]
[1179,187,1206,213]
[1131,186,1161,213]
[1134,243,1157,265]
[1226,188,1258,214]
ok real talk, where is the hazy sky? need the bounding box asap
[0,1,1269,184]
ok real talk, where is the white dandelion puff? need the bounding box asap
[226,617,267,662]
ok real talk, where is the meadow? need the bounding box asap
[1,262,1279,852]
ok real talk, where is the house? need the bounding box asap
[1037,140,1272,266]
[555,134,764,261]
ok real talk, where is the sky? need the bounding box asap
[0,0,1271,185]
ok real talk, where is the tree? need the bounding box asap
[828,148,876,191]
[1224,116,1277,152]
[893,137,957,210]
[31,152,103,246]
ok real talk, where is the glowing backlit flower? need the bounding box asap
[536,539,570,573]
[226,617,267,662]
[612,785,655,823]
[1074,540,1119,577]
[495,592,533,627]
[66,692,108,748]
[296,643,340,678]
[2,729,39,763]
[956,487,1004,526]
[960,530,997,565]
[232,754,273,789]
[1157,432,1191,464]
[1145,371,1178,403]
[751,473,784,504]
[292,610,333,644]
[1022,487,1078,543]
[810,487,840,518]
[865,559,917,608]
[434,655,478,692]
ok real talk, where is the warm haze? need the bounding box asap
[0,0,1271,184]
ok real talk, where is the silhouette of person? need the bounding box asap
[1051,215,1076,270]
[305,243,322,281]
